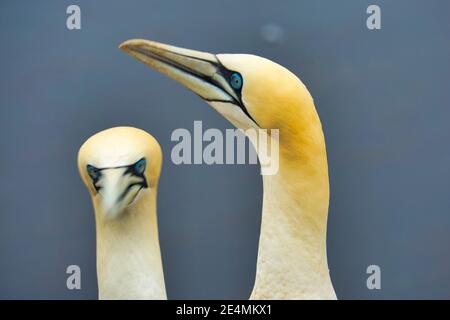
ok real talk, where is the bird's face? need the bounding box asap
[119,40,313,135]
[78,127,162,220]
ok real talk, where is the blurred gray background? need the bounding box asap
[1,0,450,299]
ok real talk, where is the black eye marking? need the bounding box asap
[215,63,258,126]
[87,165,99,180]
[124,158,148,185]
[119,158,148,202]
[86,165,102,192]
[86,158,148,195]
[217,66,244,96]
[127,158,147,177]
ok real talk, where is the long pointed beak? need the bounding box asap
[96,168,143,219]
[119,39,240,104]
[98,168,126,217]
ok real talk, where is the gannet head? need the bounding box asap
[78,127,162,220]
[119,40,318,140]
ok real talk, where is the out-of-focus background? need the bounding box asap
[1,0,449,299]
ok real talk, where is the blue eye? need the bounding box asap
[87,165,99,180]
[134,158,146,175]
[230,72,243,90]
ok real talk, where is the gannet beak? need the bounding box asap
[96,167,143,219]
[119,39,236,101]
[119,39,256,124]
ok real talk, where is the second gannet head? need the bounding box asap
[78,126,162,220]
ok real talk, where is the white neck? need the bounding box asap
[249,135,336,300]
[94,191,167,300]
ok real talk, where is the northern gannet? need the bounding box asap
[119,40,336,300]
[78,127,167,300]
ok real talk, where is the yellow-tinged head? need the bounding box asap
[217,54,318,131]
[119,40,325,159]
[78,127,162,220]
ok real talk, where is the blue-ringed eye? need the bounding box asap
[134,158,146,175]
[230,72,243,90]
[87,165,99,180]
